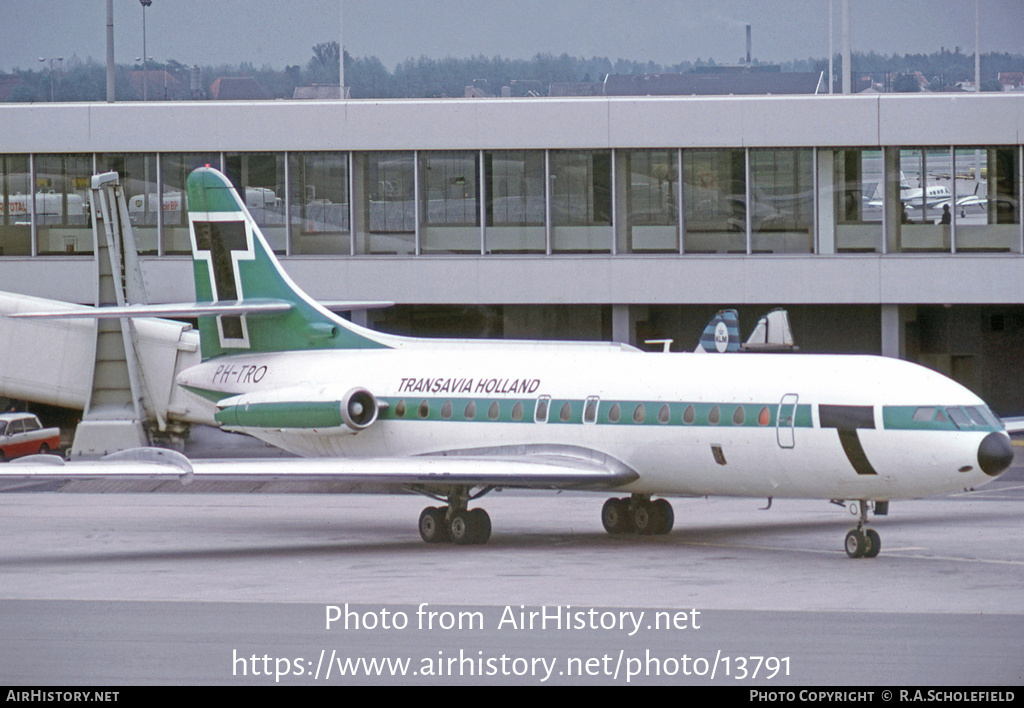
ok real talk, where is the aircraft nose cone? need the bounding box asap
[978,432,1014,477]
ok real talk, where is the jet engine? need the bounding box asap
[213,385,380,432]
[340,387,379,431]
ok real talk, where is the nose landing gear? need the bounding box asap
[845,527,880,558]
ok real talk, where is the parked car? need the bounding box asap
[0,413,61,461]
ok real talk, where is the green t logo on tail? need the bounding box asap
[185,167,389,360]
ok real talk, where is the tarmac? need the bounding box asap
[0,462,1021,685]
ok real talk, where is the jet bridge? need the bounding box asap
[71,172,208,456]
[0,173,208,457]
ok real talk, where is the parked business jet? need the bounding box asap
[5,168,1014,557]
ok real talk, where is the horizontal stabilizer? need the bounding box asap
[5,299,394,318]
[6,300,293,320]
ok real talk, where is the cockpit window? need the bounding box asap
[964,406,989,427]
[963,406,1002,429]
[945,407,971,429]
[977,406,1003,429]
[912,407,947,423]
[887,405,999,431]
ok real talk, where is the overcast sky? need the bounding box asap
[2,0,1022,73]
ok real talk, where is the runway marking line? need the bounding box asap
[950,484,1024,497]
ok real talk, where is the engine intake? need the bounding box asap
[341,387,378,431]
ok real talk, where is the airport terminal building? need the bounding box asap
[2,94,1024,412]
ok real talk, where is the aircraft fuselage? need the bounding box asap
[177,348,1008,503]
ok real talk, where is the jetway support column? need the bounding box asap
[611,305,631,346]
[612,305,648,347]
[881,304,903,359]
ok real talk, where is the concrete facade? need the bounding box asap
[2,94,1024,410]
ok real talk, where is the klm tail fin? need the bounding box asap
[694,309,741,353]
[186,167,389,359]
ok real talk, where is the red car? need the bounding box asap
[0,413,61,461]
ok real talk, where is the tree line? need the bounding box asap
[4,43,1021,102]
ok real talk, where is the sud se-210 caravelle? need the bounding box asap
[7,167,1014,558]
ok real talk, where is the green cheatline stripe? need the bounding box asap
[194,393,1002,434]
[379,397,812,428]
[179,385,229,403]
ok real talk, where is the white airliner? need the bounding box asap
[4,167,1014,558]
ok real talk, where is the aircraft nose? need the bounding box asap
[978,433,1014,477]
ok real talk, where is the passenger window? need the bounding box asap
[441,401,452,420]
[608,403,621,423]
[511,401,524,421]
[758,406,770,426]
[658,404,670,424]
[708,405,721,425]
[418,400,430,418]
[584,397,599,424]
[488,401,500,420]
[633,404,645,424]
[559,402,572,422]
[534,396,550,423]
[464,401,476,419]
[683,405,695,424]
[732,406,745,425]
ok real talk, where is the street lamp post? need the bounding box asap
[38,57,64,101]
[140,0,152,101]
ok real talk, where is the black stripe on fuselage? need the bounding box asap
[819,405,878,476]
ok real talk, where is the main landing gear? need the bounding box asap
[417,486,492,545]
[601,495,674,536]
[843,500,883,559]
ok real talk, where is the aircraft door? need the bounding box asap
[776,393,799,449]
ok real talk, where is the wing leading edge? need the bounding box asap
[2,448,638,492]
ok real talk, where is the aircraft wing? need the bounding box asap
[1000,416,1024,434]
[1,448,638,492]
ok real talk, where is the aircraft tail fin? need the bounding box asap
[186,167,390,359]
[694,308,797,353]
[742,308,797,352]
[695,310,741,353]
